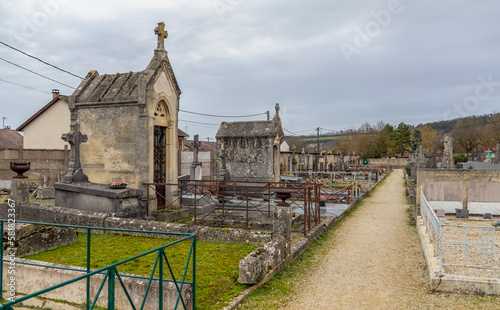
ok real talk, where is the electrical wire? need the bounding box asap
[0,40,84,80]
[179,109,267,118]
[0,77,50,94]
[0,57,75,89]
[178,119,220,126]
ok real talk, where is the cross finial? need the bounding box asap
[275,103,280,118]
[154,22,168,50]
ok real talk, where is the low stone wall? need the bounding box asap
[2,259,192,309]
[367,157,408,167]
[0,203,271,245]
[416,168,500,215]
[0,148,68,185]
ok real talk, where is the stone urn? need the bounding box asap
[10,161,30,178]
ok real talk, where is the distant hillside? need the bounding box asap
[416,112,499,133]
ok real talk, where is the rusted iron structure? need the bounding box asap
[143,180,323,235]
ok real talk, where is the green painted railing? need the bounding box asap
[0,220,196,309]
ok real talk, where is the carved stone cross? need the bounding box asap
[61,122,88,183]
[220,148,228,171]
[192,134,201,165]
[154,22,168,50]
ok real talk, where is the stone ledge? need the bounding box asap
[416,216,500,295]
[54,182,142,199]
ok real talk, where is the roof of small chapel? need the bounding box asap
[216,120,282,139]
[72,49,180,105]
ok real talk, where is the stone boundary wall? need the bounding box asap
[367,157,408,167]
[416,168,500,214]
[0,148,68,185]
[0,203,270,245]
[2,259,192,309]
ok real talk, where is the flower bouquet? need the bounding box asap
[108,182,128,189]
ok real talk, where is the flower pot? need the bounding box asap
[320,201,326,206]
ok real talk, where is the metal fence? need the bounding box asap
[0,220,196,310]
[420,190,500,273]
[144,180,322,235]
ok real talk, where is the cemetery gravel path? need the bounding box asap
[279,169,499,310]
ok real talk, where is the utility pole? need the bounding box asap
[316,127,320,171]
[266,110,270,121]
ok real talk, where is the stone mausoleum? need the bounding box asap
[216,104,283,182]
[67,22,180,213]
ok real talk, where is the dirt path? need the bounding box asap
[280,169,498,309]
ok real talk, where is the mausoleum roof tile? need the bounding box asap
[216,120,281,139]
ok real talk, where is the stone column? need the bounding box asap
[11,178,30,205]
[272,190,293,259]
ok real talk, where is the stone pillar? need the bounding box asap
[11,178,30,205]
[272,205,291,259]
[272,189,293,259]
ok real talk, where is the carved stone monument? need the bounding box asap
[61,122,88,183]
[495,144,500,164]
[190,134,202,181]
[216,104,283,182]
[442,134,455,169]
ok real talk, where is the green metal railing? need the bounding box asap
[0,220,196,309]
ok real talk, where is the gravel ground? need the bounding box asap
[279,169,499,309]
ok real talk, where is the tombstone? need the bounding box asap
[442,134,455,169]
[57,22,180,214]
[216,104,283,182]
[291,146,297,173]
[495,144,500,164]
[301,148,306,171]
[427,148,437,168]
[190,134,202,180]
[219,148,230,181]
[60,122,88,183]
[476,145,483,162]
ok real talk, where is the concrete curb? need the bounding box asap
[416,216,500,295]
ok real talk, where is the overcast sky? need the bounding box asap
[1,0,500,140]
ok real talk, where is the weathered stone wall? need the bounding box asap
[2,259,192,309]
[417,168,500,214]
[0,203,271,245]
[78,104,148,190]
[218,137,275,181]
[0,148,68,185]
[367,157,408,167]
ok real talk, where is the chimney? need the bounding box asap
[52,89,60,99]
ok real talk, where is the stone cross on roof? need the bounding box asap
[154,22,168,50]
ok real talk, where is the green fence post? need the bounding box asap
[1,221,3,299]
[193,237,196,309]
[108,267,115,310]
[86,228,91,310]
[159,248,163,310]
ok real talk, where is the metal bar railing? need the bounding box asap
[0,220,196,309]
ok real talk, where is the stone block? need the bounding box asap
[434,209,446,217]
[54,182,144,218]
[10,178,30,205]
[2,224,77,257]
[237,247,269,284]
[36,186,55,199]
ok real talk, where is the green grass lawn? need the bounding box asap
[26,233,256,310]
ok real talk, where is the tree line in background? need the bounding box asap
[285,112,500,159]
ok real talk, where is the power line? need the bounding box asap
[178,119,220,126]
[0,77,50,94]
[0,40,84,80]
[179,109,267,118]
[0,57,75,89]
